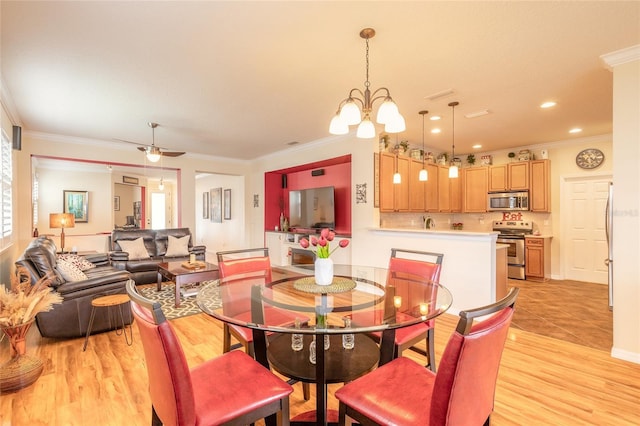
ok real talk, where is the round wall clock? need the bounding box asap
[576,148,604,169]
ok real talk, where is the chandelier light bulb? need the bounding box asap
[376,98,399,124]
[340,99,362,125]
[329,114,349,135]
[384,113,406,133]
[356,115,376,138]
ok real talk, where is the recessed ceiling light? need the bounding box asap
[430,115,441,121]
[569,128,582,134]
[431,128,441,134]
[540,101,557,108]
[464,110,490,119]
[472,144,482,149]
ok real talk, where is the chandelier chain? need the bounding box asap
[364,38,370,89]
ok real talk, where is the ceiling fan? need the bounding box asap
[116,122,185,162]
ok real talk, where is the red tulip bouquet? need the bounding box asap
[299,228,349,258]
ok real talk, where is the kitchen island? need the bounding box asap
[350,227,501,314]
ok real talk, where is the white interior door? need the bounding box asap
[562,175,611,283]
[151,192,167,229]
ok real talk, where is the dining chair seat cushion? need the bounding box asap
[335,356,435,425]
[190,350,293,425]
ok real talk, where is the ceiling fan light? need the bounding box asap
[449,165,459,178]
[147,147,161,163]
[340,99,362,125]
[419,168,428,181]
[376,98,399,124]
[356,116,376,138]
[329,114,349,135]
[384,113,406,133]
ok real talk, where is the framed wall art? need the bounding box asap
[114,196,120,211]
[64,190,89,223]
[224,189,232,220]
[122,176,139,185]
[202,192,210,219]
[210,187,222,223]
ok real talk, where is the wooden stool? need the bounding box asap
[83,294,133,351]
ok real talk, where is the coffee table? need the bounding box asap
[157,261,219,307]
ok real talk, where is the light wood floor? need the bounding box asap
[1,301,638,426]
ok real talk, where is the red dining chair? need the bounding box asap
[371,248,444,371]
[125,280,293,426]
[217,248,311,399]
[335,287,519,426]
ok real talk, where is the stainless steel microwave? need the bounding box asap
[487,191,529,211]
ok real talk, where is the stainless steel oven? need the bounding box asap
[493,221,532,280]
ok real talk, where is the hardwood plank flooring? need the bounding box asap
[2,303,638,426]
[509,278,612,351]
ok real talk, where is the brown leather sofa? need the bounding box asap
[110,228,206,285]
[15,236,132,339]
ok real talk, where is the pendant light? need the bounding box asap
[418,110,429,181]
[329,28,406,138]
[393,135,401,184]
[448,101,459,179]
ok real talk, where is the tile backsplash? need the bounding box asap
[380,211,552,235]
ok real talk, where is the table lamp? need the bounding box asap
[49,213,75,253]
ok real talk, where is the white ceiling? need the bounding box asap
[2,1,639,160]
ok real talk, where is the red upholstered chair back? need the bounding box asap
[429,297,516,425]
[387,249,444,327]
[217,248,272,283]
[128,282,196,426]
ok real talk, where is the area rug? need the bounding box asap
[138,281,221,320]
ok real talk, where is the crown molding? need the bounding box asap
[600,44,640,70]
[0,77,22,126]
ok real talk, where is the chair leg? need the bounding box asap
[151,405,162,426]
[426,328,436,372]
[302,382,310,401]
[338,402,348,426]
[223,323,231,353]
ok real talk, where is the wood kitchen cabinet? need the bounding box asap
[488,161,530,191]
[409,158,426,211]
[379,152,409,212]
[437,165,451,212]
[462,167,488,212]
[530,159,551,212]
[450,172,462,212]
[424,163,439,212]
[525,236,551,281]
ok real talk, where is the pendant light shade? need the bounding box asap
[448,101,459,179]
[329,28,405,138]
[393,139,401,184]
[418,110,429,181]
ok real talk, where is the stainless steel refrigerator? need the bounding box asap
[605,182,613,310]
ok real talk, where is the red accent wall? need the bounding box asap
[264,156,351,235]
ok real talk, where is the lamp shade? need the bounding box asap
[376,98,399,124]
[329,114,349,135]
[384,113,406,133]
[146,146,161,163]
[449,165,459,178]
[356,116,376,139]
[50,213,75,229]
[339,100,362,125]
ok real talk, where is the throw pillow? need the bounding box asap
[56,259,89,282]
[57,253,96,271]
[164,234,190,257]
[118,238,150,260]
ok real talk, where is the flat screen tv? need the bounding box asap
[289,186,335,231]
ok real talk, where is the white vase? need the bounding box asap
[314,258,334,285]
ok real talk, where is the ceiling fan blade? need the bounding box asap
[137,146,148,152]
[161,151,186,157]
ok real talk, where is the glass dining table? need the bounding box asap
[196,263,453,426]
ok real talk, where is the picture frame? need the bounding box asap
[224,189,232,220]
[122,175,139,185]
[63,190,89,223]
[210,187,222,223]
[114,196,120,211]
[202,192,210,219]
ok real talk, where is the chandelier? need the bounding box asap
[329,28,406,138]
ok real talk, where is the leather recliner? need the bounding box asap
[15,236,132,339]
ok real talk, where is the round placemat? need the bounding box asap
[293,276,356,294]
